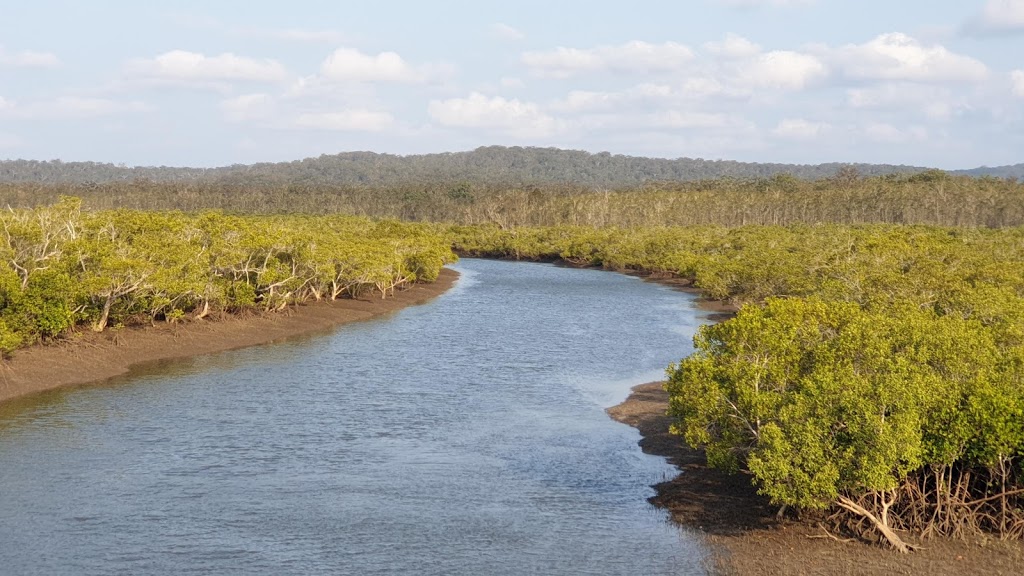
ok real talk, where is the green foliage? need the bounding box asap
[0,200,456,344]
[667,299,1011,510]
[19,270,78,337]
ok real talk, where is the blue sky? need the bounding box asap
[1,0,1022,168]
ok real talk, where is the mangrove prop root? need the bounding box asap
[824,467,1024,548]
[836,495,916,554]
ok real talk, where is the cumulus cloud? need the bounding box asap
[522,41,695,78]
[773,118,830,140]
[294,110,395,131]
[965,0,1024,34]
[1011,70,1024,97]
[492,23,525,41]
[321,48,417,83]
[738,50,828,90]
[428,92,561,138]
[703,33,762,59]
[832,33,988,83]
[0,46,60,68]
[319,47,453,84]
[127,50,288,85]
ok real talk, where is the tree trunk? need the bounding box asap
[93,293,114,332]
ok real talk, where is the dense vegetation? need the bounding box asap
[3,170,1024,228]
[0,198,454,352]
[450,223,1024,550]
[3,146,1023,187]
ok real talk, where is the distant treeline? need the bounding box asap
[2,169,1024,228]
[3,146,1023,187]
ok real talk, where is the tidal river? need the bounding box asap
[0,259,713,575]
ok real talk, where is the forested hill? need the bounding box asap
[950,163,1024,179]
[2,146,1021,187]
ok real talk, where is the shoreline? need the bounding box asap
[0,268,459,405]
[608,382,1024,575]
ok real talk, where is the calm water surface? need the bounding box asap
[0,259,713,575]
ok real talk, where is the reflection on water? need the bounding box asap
[0,259,712,575]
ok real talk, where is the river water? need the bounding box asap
[0,259,712,575]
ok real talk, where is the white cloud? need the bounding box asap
[492,23,525,41]
[522,41,695,78]
[773,118,830,140]
[0,46,60,68]
[221,93,275,123]
[0,96,13,111]
[321,48,418,83]
[703,33,762,59]
[127,50,288,85]
[318,48,453,84]
[967,0,1024,34]
[295,110,394,131]
[1012,70,1024,97]
[832,33,988,83]
[738,50,828,90]
[428,92,561,138]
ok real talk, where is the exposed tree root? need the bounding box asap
[836,495,917,554]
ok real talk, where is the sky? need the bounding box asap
[0,0,1022,169]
